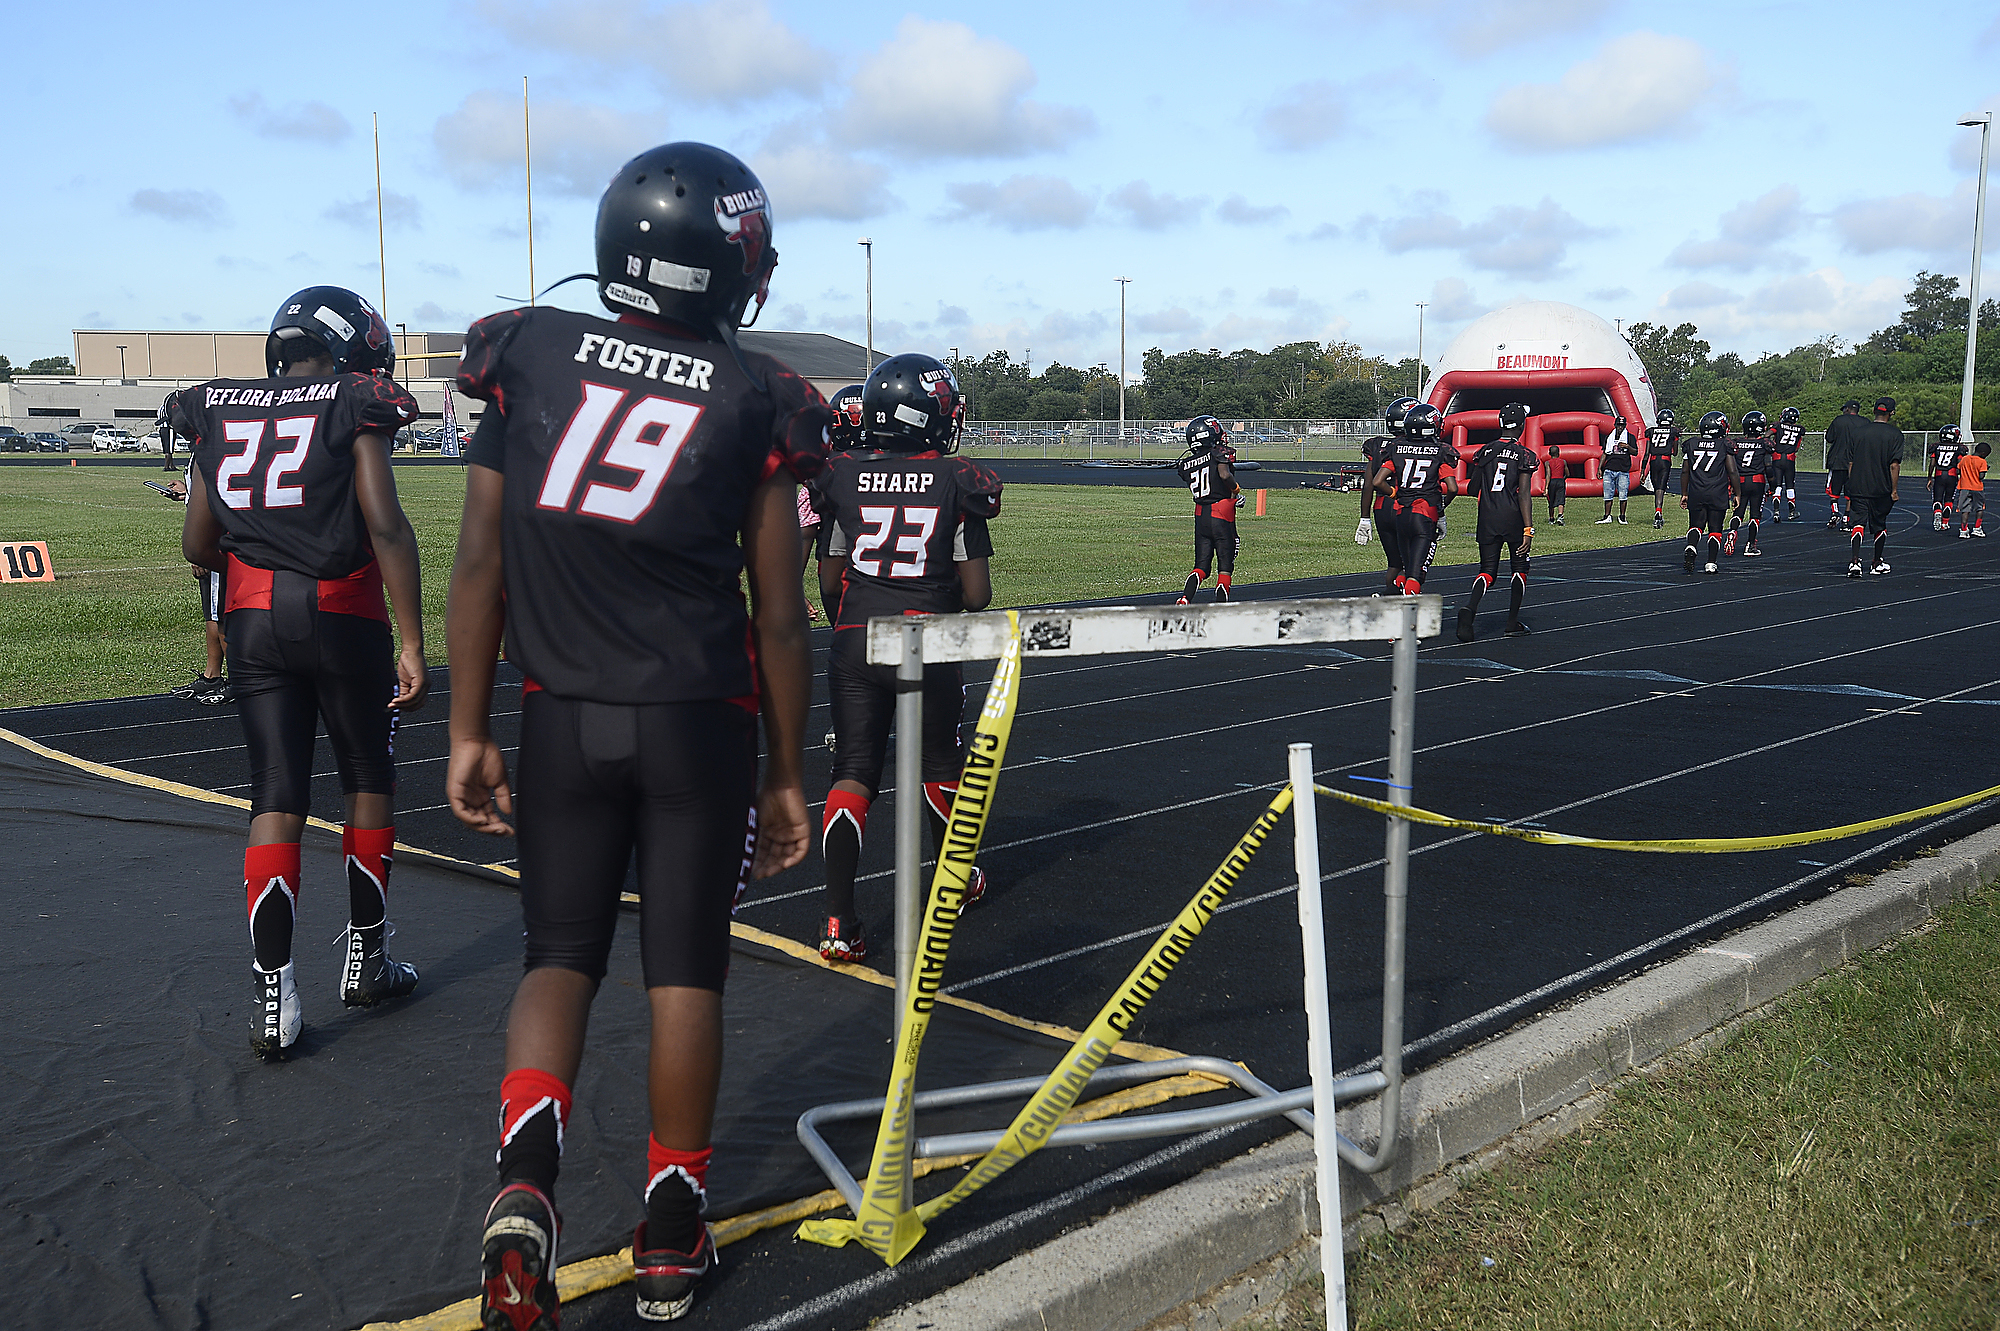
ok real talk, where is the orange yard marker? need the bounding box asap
[1255,488,1268,516]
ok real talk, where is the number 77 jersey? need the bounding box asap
[811,448,1001,627]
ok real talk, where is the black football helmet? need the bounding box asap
[828,384,865,447]
[594,142,777,372]
[1940,423,1962,445]
[1698,410,1729,441]
[1186,415,1227,454]
[1404,403,1442,439]
[266,286,395,377]
[862,354,964,453]
[1497,401,1528,431]
[1741,409,1768,438]
[1384,396,1419,437]
[1657,408,1677,429]
[1779,406,1800,425]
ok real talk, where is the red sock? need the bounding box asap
[1216,573,1232,590]
[823,788,870,842]
[244,842,300,970]
[497,1068,572,1193]
[645,1137,712,1203]
[344,824,395,928]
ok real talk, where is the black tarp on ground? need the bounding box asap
[0,741,1133,1331]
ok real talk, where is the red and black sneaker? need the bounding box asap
[633,1220,715,1322]
[963,865,988,906]
[819,916,867,964]
[480,1183,561,1331]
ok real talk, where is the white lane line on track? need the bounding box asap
[210,746,522,792]
[111,711,525,763]
[940,669,2000,993]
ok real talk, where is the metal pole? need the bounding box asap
[860,239,874,379]
[893,618,924,1038]
[523,78,536,306]
[1414,303,1428,402]
[373,113,388,323]
[1359,601,1415,1172]
[1959,114,1991,437]
[1118,276,1130,442]
[1290,742,1348,1330]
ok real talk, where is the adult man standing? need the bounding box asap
[1824,399,1862,529]
[1844,397,1904,578]
[1596,414,1634,524]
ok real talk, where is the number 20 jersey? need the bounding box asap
[811,450,1001,628]
[178,372,419,578]
[458,306,831,704]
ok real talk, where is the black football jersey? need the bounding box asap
[1645,425,1678,462]
[1361,436,1394,507]
[1472,437,1537,522]
[1733,436,1772,480]
[1771,421,1804,457]
[178,372,418,578]
[458,306,831,704]
[1683,436,1734,504]
[1386,437,1454,510]
[812,450,1000,627]
[1177,447,1237,519]
[1934,439,1963,475]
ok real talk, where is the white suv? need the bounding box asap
[92,427,136,452]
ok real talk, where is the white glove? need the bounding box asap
[1354,517,1373,544]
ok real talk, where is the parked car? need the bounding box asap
[92,427,137,452]
[32,433,68,452]
[0,427,30,453]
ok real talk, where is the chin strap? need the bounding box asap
[537,272,599,300]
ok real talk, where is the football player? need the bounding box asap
[1729,410,1773,557]
[811,353,1000,965]
[1544,443,1568,525]
[812,382,865,611]
[1825,399,1862,528]
[445,142,830,1328]
[1379,403,1460,592]
[157,386,231,704]
[1175,415,1238,603]
[1931,422,1965,532]
[1645,409,1678,529]
[177,286,428,1064]
[1682,411,1740,574]
[1360,397,1416,590]
[1457,402,1536,640]
[1770,406,1803,520]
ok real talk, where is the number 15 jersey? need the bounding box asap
[812,450,1001,628]
[458,306,832,704]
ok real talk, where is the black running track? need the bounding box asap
[7,494,1999,1330]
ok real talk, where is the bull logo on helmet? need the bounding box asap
[714,187,771,276]
[919,366,958,417]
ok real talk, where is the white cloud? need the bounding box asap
[1668,185,1805,271]
[1427,278,1486,323]
[1486,31,1723,151]
[130,189,226,225]
[1135,306,1203,335]
[227,93,351,144]
[938,175,1095,230]
[1264,287,1301,307]
[836,18,1093,158]
[1586,286,1632,302]
[434,90,661,196]
[476,0,827,103]
[1446,0,1612,56]
[1256,80,1345,151]
[1662,280,1739,310]
[1649,267,1902,342]
[408,301,478,333]
[1107,181,1202,230]
[1218,195,1289,225]
[323,191,423,231]
[1832,179,1986,255]
[752,124,897,221]
[1378,194,1606,277]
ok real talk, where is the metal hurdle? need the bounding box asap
[799,596,1441,1291]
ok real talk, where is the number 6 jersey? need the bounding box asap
[458,305,831,704]
[811,448,1001,628]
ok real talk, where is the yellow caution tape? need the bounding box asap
[798,611,1025,1265]
[1314,781,2000,853]
[911,789,1294,1228]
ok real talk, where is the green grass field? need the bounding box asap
[0,466,1673,709]
[1247,873,2000,1330]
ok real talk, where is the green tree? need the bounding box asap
[27,356,75,375]
[1625,322,1711,414]
[1685,379,1756,423]
[1864,270,1976,352]
[1026,389,1085,420]
[0,354,11,383]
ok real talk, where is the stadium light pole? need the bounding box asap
[1414,302,1429,400]
[1958,113,1992,437]
[524,78,536,307]
[1117,276,1131,440]
[115,344,128,380]
[373,113,389,324]
[859,238,873,379]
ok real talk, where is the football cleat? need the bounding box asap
[818,916,866,964]
[1214,583,1231,603]
[1961,529,1972,540]
[172,672,217,699]
[480,1183,561,1331]
[1722,529,1738,557]
[1827,516,1841,529]
[1174,595,1189,606]
[1847,562,1863,579]
[250,961,301,1061]
[1871,562,1891,576]
[1975,527,1988,538]
[1744,546,1761,557]
[633,1221,715,1322]
[1684,546,1697,574]
[341,921,419,1007]
[1504,619,1532,636]
[1934,510,1945,531]
[1704,562,1719,574]
[1653,512,1664,529]
[195,677,234,706]
[1456,606,1476,643]
[963,865,988,906]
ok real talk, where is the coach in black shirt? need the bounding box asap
[1844,397,1903,578]
[1824,399,1861,527]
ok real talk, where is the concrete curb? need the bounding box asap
[871,823,2000,1331]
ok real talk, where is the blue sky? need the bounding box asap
[7,0,1997,376]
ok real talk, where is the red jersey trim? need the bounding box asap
[222,554,388,623]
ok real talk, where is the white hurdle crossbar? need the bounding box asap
[808,597,1441,1253]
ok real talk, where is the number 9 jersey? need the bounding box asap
[457,305,832,703]
[811,448,1001,627]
